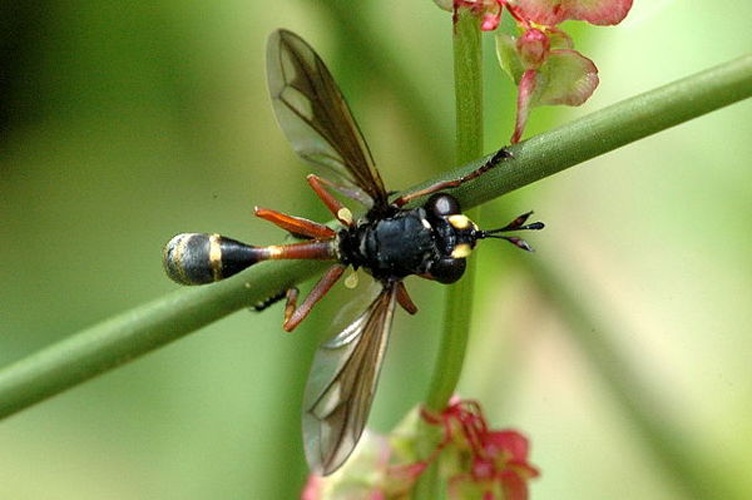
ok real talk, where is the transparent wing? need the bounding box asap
[266,29,388,208]
[302,282,398,475]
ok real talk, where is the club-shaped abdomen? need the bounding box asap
[162,233,259,285]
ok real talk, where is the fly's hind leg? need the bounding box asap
[254,206,336,239]
[282,264,347,332]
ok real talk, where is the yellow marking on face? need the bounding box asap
[208,234,223,281]
[451,243,473,259]
[447,214,473,230]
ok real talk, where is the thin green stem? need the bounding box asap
[415,9,484,500]
[0,54,749,421]
[424,8,484,412]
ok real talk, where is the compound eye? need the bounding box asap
[429,257,466,284]
[426,193,461,219]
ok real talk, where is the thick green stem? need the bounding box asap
[0,54,748,421]
[0,260,328,418]
[407,53,752,208]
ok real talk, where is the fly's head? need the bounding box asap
[422,193,476,284]
[422,193,545,284]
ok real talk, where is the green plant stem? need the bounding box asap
[408,53,752,208]
[425,8,484,412]
[0,54,749,421]
[0,259,328,419]
[416,9,484,500]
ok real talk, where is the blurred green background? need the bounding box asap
[1,1,750,498]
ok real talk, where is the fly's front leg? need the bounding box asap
[254,206,336,239]
[283,264,346,332]
[395,281,418,315]
[392,147,513,207]
[307,174,355,227]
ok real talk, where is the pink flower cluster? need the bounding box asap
[302,399,538,499]
[449,0,633,142]
[422,399,539,499]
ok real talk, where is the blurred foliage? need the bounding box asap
[0,1,750,499]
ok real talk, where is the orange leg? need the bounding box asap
[283,264,346,332]
[307,174,355,227]
[254,206,336,239]
[396,281,418,315]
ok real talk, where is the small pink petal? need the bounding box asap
[484,430,530,461]
[472,457,496,480]
[511,0,633,26]
[499,470,530,500]
[511,69,538,143]
[481,13,501,31]
[516,28,550,67]
[301,475,324,500]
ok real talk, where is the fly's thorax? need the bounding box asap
[335,194,483,285]
[338,208,437,280]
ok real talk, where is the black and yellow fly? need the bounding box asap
[163,30,543,475]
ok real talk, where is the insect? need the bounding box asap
[162,29,543,476]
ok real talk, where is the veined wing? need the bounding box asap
[266,29,388,208]
[302,282,398,475]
